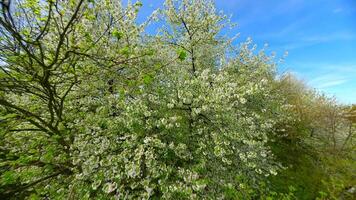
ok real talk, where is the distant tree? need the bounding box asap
[269,73,356,199]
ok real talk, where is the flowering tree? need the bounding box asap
[1,0,288,199]
[0,0,151,198]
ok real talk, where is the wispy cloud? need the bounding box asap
[301,32,356,43]
[213,0,356,103]
[253,16,311,40]
[305,71,356,103]
[316,79,348,89]
[289,62,356,91]
[292,67,355,103]
[333,8,343,14]
[270,31,356,51]
[229,0,306,27]
[291,62,356,74]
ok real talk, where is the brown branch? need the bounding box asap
[35,1,53,41]
[49,0,85,67]
[4,169,72,197]
[8,128,43,132]
[0,98,58,134]
[181,18,196,74]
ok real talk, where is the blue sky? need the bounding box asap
[138,0,356,104]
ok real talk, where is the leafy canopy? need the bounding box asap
[1,0,353,199]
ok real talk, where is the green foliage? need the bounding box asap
[268,137,325,199]
[177,49,187,61]
[268,75,356,200]
[112,29,124,40]
[0,0,354,199]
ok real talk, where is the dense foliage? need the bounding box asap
[0,0,354,199]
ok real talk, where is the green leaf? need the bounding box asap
[120,47,130,56]
[147,49,155,56]
[112,29,124,40]
[134,2,143,7]
[0,113,17,120]
[177,49,187,61]
[1,171,16,184]
[143,74,154,85]
[29,193,41,200]
[119,88,126,97]
[43,147,55,162]
[17,156,33,164]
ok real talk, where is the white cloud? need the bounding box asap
[288,63,356,91]
[315,79,348,89]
